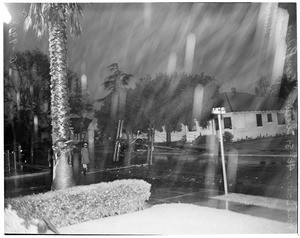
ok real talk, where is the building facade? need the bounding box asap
[154,90,296,143]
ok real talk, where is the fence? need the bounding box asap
[4,150,22,173]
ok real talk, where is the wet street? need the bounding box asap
[4,147,297,225]
[5,148,297,201]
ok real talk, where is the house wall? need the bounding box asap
[185,120,214,142]
[154,128,167,143]
[154,121,214,143]
[222,111,288,141]
[145,110,293,143]
[171,128,186,142]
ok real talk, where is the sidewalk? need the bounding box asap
[5,166,297,234]
[4,165,50,180]
[149,188,297,223]
[57,193,297,234]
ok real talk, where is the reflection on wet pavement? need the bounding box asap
[4,148,297,225]
[148,187,295,223]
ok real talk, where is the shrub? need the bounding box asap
[5,204,38,233]
[193,135,205,145]
[5,179,151,228]
[223,131,234,142]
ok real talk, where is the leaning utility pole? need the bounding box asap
[113,120,123,162]
[212,107,228,210]
[147,125,154,166]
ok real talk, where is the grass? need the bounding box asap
[224,134,297,154]
[156,134,297,155]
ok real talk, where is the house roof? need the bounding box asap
[214,92,286,113]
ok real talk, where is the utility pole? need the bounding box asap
[212,107,228,210]
[113,120,123,162]
[147,125,154,166]
[150,125,154,165]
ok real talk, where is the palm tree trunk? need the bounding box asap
[48,16,74,190]
[51,150,75,190]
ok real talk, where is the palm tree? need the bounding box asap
[25,3,83,190]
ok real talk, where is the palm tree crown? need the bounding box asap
[25,3,82,38]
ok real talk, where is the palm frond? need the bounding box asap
[66,3,83,36]
[26,3,49,38]
[26,3,83,37]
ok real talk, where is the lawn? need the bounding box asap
[223,135,297,155]
[156,135,297,156]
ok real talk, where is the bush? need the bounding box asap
[194,135,218,146]
[193,135,206,145]
[5,179,151,228]
[5,204,39,233]
[223,131,234,142]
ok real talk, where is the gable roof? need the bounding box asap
[214,92,286,113]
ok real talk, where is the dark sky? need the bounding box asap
[5,2,297,102]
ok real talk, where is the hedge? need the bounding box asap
[5,179,151,228]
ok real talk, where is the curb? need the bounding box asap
[5,170,51,180]
[154,152,294,158]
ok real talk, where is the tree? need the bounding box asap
[254,76,271,96]
[4,50,51,163]
[68,69,94,140]
[102,63,133,119]
[68,69,93,115]
[25,3,83,190]
[141,72,219,143]
[96,71,219,165]
[270,73,297,99]
[98,63,133,130]
[100,63,133,162]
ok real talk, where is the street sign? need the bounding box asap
[212,107,226,114]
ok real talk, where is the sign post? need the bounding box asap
[212,107,229,210]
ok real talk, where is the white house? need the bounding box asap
[154,121,214,143]
[213,90,296,141]
[154,89,296,143]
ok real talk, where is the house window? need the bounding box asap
[256,114,262,127]
[224,117,232,129]
[277,113,286,125]
[291,112,295,120]
[267,113,272,122]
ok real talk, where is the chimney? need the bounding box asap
[231,87,237,93]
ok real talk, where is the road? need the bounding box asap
[4,146,297,202]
